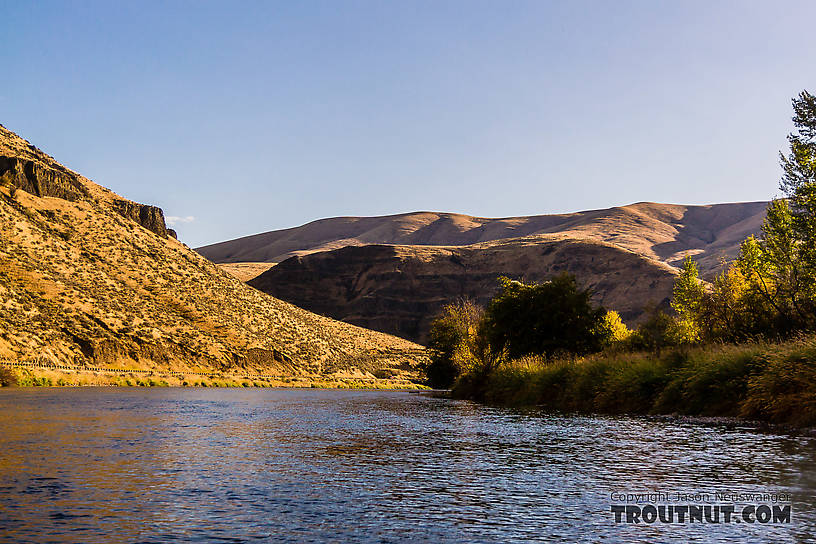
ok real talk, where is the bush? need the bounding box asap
[451,335,816,427]
[627,306,676,353]
[0,367,19,386]
[423,299,484,388]
[481,274,608,359]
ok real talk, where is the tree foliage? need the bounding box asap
[780,90,816,271]
[670,256,705,343]
[424,299,484,388]
[673,91,816,342]
[597,310,632,345]
[481,274,608,359]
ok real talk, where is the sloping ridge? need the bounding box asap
[0,124,425,375]
[199,185,766,345]
[197,202,767,276]
[249,235,681,344]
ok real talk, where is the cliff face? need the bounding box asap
[110,199,171,238]
[0,124,425,375]
[0,155,89,202]
[0,133,171,238]
[249,237,679,344]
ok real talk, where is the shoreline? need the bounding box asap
[448,337,816,428]
[0,361,428,390]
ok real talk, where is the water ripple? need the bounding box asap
[0,388,813,543]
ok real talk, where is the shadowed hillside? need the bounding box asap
[0,124,426,377]
[198,193,765,344]
[248,236,679,344]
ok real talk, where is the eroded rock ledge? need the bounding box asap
[0,153,172,238]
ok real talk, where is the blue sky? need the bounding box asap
[2,1,814,247]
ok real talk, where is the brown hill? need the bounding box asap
[197,202,767,277]
[199,193,766,344]
[248,236,680,344]
[0,124,426,377]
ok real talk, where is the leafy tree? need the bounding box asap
[780,90,816,274]
[628,304,675,353]
[670,256,705,343]
[596,310,632,345]
[480,274,607,359]
[698,265,763,341]
[699,90,816,339]
[424,299,484,388]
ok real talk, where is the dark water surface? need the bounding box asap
[0,388,814,543]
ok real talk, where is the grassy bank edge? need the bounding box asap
[0,367,429,390]
[451,335,816,427]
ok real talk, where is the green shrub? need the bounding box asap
[481,274,608,360]
[423,299,484,388]
[453,335,816,426]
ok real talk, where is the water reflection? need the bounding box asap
[0,388,813,543]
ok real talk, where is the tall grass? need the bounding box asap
[452,335,816,427]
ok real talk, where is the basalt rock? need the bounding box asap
[0,137,171,239]
[0,155,89,201]
[111,199,169,238]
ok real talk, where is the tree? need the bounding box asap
[596,310,632,345]
[424,299,484,388]
[780,90,816,273]
[670,256,705,343]
[629,305,675,354]
[480,274,607,359]
[698,265,754,341]
[709,90,816,338]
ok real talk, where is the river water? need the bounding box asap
[0,388,813,543]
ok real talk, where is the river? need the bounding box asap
[0,388,813,542]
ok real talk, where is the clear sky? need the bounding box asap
[2,1,814,247]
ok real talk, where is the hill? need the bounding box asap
[197,202,767,277]
[248,236,680,343]
[198,198,766,344]
[0,124,426,378]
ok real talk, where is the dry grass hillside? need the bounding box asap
[0,124,426,377]
[198,202,767,277]
[198,183,766,344]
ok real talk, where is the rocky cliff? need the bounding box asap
[0,154,89,201]
[0,131,173,238]
[249,236,679,344]
[110,199,172,238]
[0,124,426,376]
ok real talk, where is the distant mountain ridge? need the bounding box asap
[197,201,768,276]
[248,236,681,343]
[198,201,768,344]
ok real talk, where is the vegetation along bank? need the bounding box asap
[423,91,816,427]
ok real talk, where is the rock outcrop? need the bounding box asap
[0,125,172,239]
[0,155,89,201]
[111,199,170,238]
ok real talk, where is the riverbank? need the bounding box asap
[0,362,428,390]
[452,335,816,427]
